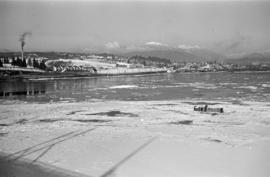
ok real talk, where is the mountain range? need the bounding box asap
[226,51,270,64]
[116,44,225,63]
[114,43,270,64]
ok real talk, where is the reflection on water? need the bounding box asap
[0,81,46,98]
[0,90,46,97]
[0,72,270,103]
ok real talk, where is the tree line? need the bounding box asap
[0,57,47,70]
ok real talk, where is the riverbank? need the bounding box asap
[0,67,168,81]
[1,99,270,177]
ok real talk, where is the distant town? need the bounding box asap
[1,51,270,79]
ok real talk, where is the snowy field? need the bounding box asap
[1,99,270,177]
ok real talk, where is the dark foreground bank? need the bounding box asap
[0,152,90,177]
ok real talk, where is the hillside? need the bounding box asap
[119,47,225,63]
[226,52,270,64]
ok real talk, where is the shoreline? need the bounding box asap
[1,67,270,81]
[0,68,168,81]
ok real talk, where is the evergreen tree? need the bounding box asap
[17,58,23,67]
[27,59,32,67]
[4,57,9,64]
[39,61,47,70]
[22,58,27,67]
[11,57,16,66]
[33,59,39,68]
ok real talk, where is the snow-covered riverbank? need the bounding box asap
[1,99,270,177]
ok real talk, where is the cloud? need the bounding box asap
[145,41,168,46]
[178,44,200,50]
[225,35,250,52]
[105,41,120,49]
[213,34,253,55]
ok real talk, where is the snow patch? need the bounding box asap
[109,85,138,89]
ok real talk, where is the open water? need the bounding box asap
[0,72,270,103]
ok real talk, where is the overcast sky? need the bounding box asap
[0,1,269,55]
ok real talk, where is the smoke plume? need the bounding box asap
[19,32,32,51]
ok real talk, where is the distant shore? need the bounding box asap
[2,67,270,81]
[0,67,168,80]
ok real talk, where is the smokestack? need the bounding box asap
[19,32,31,59]
[21,41,24,60]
